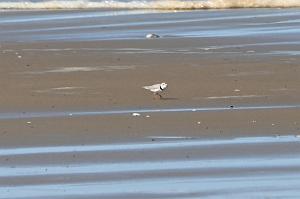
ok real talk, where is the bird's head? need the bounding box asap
[160,82,168,90]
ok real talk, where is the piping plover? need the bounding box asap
[143,82,167,99]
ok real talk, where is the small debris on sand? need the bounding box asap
[26,121,32,124]
[234,89,240,92]
[146,115,150,118]
[132,113,141,117]
[146,33,160,39]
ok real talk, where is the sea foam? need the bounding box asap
[0,0,300,10]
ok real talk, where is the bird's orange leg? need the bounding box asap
[153,93,162,100]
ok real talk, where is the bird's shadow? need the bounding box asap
[160,97,179,101]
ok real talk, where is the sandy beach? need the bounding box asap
[1,7,300,198]
[1,37,300,146]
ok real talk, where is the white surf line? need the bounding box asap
[0,104,300,120]
[0,10,161,24]
[0,135,299,156]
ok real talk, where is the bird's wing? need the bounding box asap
[143,84,160,90]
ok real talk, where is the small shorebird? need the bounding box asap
[143,82,167,99]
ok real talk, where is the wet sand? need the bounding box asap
[1,8,300,198]
[1,37,300,146]
[1,136,300,198]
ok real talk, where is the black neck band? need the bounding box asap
[160,85,164,91]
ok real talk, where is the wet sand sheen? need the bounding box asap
[1,136,300,198]
[1,9,300,41]
[0,104,300,120]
